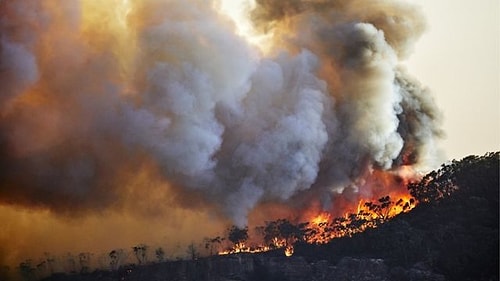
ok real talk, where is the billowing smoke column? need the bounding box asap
[0,0,442,227]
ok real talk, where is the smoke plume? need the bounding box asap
[0,0,442,233]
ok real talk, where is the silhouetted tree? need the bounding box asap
[19,259,35,281]
[186,243,199,260]
[44,252,56,275]
[155,247,165,262]
[227,226,249,248]
[258,219,307,248]
[65,253,77,273]
[204,236,224,255]
[132,244,148,265]
[78,252,91,274]
[109,249,126,270]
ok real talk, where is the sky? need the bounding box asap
[405,0,500,160]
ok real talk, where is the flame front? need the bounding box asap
[305,168,418,243]
[218,169,419,256]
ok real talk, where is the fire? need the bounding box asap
[217,243,272,256]
[218,242,295,257]
[304,169,418,243]
[311,212,331,226]
[306,194,416,242]
[219,168,420,256]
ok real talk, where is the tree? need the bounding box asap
[44,252,56,275]
[78,252,91,274]
[227,226,249,249]
[68,253,77,273]
[109,249,126,270]
[155,247,165,262]
[258,219,307,248]
[408,152,499,205]
[132,244,148,265]
[19,259,35,281]
[186,243,199,260]
[204,236,224,256]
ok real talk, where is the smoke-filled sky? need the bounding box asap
[0,0,495,269]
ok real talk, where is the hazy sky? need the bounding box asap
[405,0,500,160]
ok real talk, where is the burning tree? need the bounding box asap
[227,226,249,252]
[303,195,416,245]
[258,219,307,249]
[217,193,418,257]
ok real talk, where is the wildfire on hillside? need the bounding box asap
[219,167,419,256]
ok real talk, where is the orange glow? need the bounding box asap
[218,243,271,256]
[304,169,418,243]
[311,212,331,226]
[219,168,420,255]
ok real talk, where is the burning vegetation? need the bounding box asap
[216,152,499,259]
[218,191,417,256]
[216,165,420,256]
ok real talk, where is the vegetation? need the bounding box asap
[227,226,249,249]
[257,219,308,248]
[131,244,148,265]
[297,152,499,281]
[154,247,165,263]
[203,236,224,256]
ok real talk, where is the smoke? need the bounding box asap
[0,0,442,235]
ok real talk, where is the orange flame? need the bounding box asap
[219,168,420,256]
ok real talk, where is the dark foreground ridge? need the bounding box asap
[40,254,446,281]
[31,152,500,281]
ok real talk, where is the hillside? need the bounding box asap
[295,151,499,281]
[13,152,500,281]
